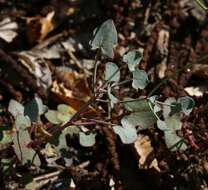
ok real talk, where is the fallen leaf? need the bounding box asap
[134,135,160,171]
[0,17,18,43]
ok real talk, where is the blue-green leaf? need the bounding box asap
[89,19,117,58]
[79,132,96,147]
[123,50,142,71]
[13,130,41,166]
[45,110,62,125]
[107,85,118,108]
[122,111,156,130]
[164,131,187,151]
[15,115,31,130]
[113,118,137,144]
[24,99,39,122]
[105,62,120,82]
[178,96,194,115]
[8,99,24,118]
[132,69,149,90]
[157,119,168,131]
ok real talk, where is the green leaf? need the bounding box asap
[105,62,120,82]
[45,110,62,125]
[57,104,71,114]
[132,69,149,90]
[24,99,39,122]
[35,97,47,115]
[178,96,194,115]
[123,50,142,71]
[157,119,168,131]
[57,112,71,124]
[13,130,41,166]
[8,99,24,118]
[89,19,117,58]
[113,117,137,144]
[107,85,118,108]
[79,132,96,147]
[165,114,182,131]
[52,125,80,156]
[122,111,156,130]
[123,98,151,112]
[15,115,31,131]
[163,97,177,118]
[164,131,187,151]
[0,130,12,145]
[1,158,13,176]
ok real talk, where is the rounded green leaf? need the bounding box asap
[89,19,118,58]
[57,104,70,113]
[45,110,62,125]
[178,96,194,115]
[165,115,182,131]
[164,131,187,151]
[113,122,137,144]
[105,62,120,82]
[79,132,96,147]
[13,130,41,166]
[0,130,12,145]
[15,115,31,130]
[132,69,149,90]
[57,112,71,124]
[157,119,168,131]
[107,85,118,108]
[163,97,177,118]
[121,111,156,130]
[123,98,151,112]
[123,50,142,71]
[8,99,24,118]
[24,99,39,122]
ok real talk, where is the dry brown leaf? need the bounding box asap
[17,51,52,90]
[157,29,169,55]
[26,11,55,43]
[184,86,205,97]
[0,17,18,43]
[134,135,160,172]
[156,58,167,79]
[39,11,55,41]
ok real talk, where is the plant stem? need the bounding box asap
[112,79,132,87]
[119,97,147,103]
[93,50,100,94]
[148,101,160,120]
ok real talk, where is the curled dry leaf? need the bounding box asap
[26,11,55,43]
[134,135,160,172]
[0,17,18,43]
[184,86,206,97]
[157,29,169,56]
[17,51,52,91]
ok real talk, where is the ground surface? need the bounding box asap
[0,0,208,190]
